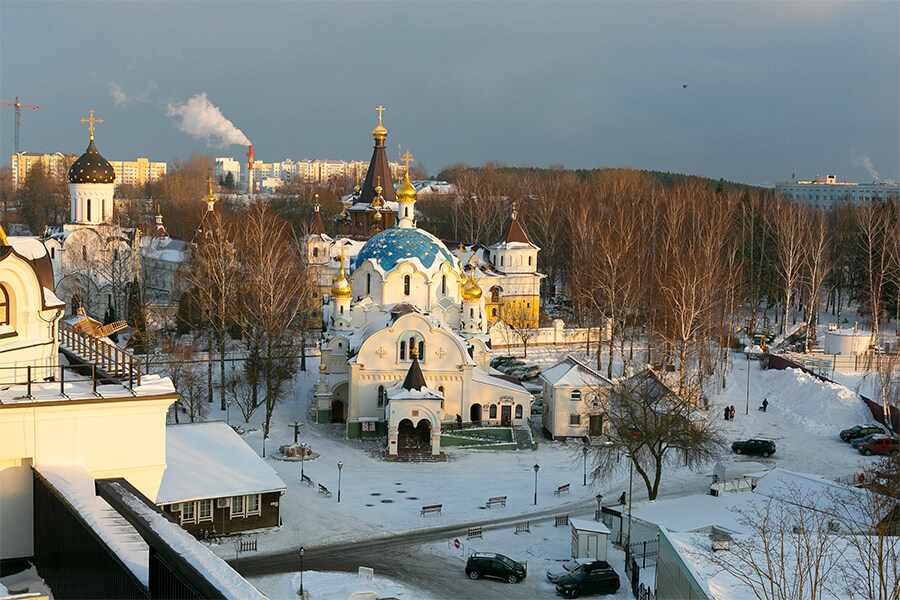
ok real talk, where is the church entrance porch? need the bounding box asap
[396,419,432,457]
[469,404,482,424]
[332,400,346,423]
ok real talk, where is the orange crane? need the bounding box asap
[1,96,41,153]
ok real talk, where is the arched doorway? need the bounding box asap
[470,403,482,423]
[332,400,345,423]
[397,418,431,456]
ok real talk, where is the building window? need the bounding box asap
[404,275,410,296]
[87,199,91,221]
[515,405,523,419]
[470,308,474,318]
[0,285,9,326]
[181,501,195,524]
[570,414,581,426]
[491,307,497,317]
[438,386,445,410]
[82,246,87,260]
[500,255,504,266]
[571,390,582,401]
[246,494,261,516]
[418,340,425,359]
[378,385,385,408]
[491,287,500,303]
[366,273,371,295]
[198,499,212,522]
[528,256,533,266]
[489,404,497,419]
[313,247,319,257]
[230,495,245,518]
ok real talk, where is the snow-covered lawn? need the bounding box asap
[192,345,880,598]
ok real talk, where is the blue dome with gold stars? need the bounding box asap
[356,228,456,274]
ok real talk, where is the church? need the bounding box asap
[311,110,539,456]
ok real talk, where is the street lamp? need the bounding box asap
[337,461,343,503]
[625,452,634,556]
[595,493,603,521]
[533,464,540,505]
[299,442,308,482]
[582,446,589,486]
[745,319,753,416]
[298,546,305,595]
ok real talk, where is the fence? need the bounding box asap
[59,321,141,387]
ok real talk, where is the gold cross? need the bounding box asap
[375,105,386,125]
[375,175,382,189]
[401,149,415,173]
[80,109,103,139]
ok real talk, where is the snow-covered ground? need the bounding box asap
[174,340,886,599]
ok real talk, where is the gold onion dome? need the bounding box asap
[372,123,387,140]
[331,273,352,298]
[461,266,482,301]
[397,171,416,201]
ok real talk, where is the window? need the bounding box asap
[377,385,385,408]
[0,285,9,326]
[515,405,523,419]
[441,274,447,296]
[181,501,195,524]
[470,308,474,318]
[489,404,497,419]
[246,494,260,516]
[528,256,533,266]
[230,495,244,518]
[399,341,406,360]
[366,273,371,295]
[404,275,410,296]
[571,390,582,401]
[438,386,445,410]
[198,499,212,522]
[82,246,87,260]
[570,414,581,426]
[418,340,425,359]
[313,247,319,257]
[491,307,497,317]
[500,255,504,266]
[87,199,91,221]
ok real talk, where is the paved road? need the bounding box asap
[234,497,601,598]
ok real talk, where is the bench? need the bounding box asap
[318,484,332,498]
[486,495,507,508]
[467,526,483,540]
[554,483,570,496]
[555,514,569,527]
[421,504,442,516]
[302,473,313,487]
[514,521,531,534]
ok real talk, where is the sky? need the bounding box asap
[1,1,897,186]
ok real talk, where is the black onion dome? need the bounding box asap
[68,139,115,184]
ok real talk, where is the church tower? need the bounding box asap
[349,106,398,234]
[67,110,115,226]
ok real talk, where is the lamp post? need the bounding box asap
[261,422,266,458]
[745,319,752,416]
[582,446,589,486]
[533,463,540,505]
[626,452,634,555]
[595,493,603,521]
[299,442,308,482]
[298,546,305,595]
[337,461,343,503]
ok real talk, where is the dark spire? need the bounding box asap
[359,108,396,206]
[310,203,326,236]
[401,349,427,391]
[497,203,532,244]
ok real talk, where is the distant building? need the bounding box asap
[215,156,241,184]
[108,157,167,187]
[11,152,164,190]
[776,175,900,209]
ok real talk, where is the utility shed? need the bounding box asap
[570,518,610,561]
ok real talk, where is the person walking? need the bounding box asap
[730,405,736,420]
[762,398,768,412]
[724,405,731,421]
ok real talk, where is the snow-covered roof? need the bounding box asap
[541,355,613,388]
[0,372,177,404]
[471,367,531,394]
[142,236,187,263]
[7,236,48,260]
[569,518,610,534]
[36,462,150,587]
[156,422,286,505]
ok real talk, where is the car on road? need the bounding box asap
[490,356,516,369]
[731,439,776,457]
[556,565,620,597]
[840,425,885,442]
[546,559,612,583]
[511,365,542,380]
[497,361,526,374]
[465,552,527,584]
[850,433,891,449]
[857,436,898,456]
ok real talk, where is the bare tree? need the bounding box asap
[855,201,893,342]
[770,199,807,335]
[500,300,539,358]
[162,341,208,423]
[802,207,832,351]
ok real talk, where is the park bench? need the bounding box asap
[420,504,442,516]
[467,526,483,540]
[318,483,332,498]
[555,514,569,527]
[514,521,531,534]
[554,483,570,496]
[486,495,507,508]
[302,473,313,487]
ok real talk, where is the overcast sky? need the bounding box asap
[2,1,897,186]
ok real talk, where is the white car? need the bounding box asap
[545,558,610,583]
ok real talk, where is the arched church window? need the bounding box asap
[404,275,410,296]
[366,273,372,295]
[101,201,105,222]
[438,386,445,410]
[339,305,343,315]
[87,199,92,221]
[528,256,533,266]
[418,340,425,359]
[377,385,385,408]
[571,390,582,401]
[313,247,319,257]
[500,255,504,266]
[441,274,447,296]
[82,246,87,260]
[515,405,523,419]
[0,285,10,326]
[491,307,497,317]
[489,404,497,419]
[470,308,474,318]
[399,341,406,361]
[404,207,409,218]
[491,287,500,303]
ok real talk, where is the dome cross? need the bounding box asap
[79,109,103,140]
[375,105,386,125]
[400,149,415,174]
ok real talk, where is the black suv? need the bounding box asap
[731,439,776,457]
[556,565,620,597]
[465,552,527,583]
[840,425,884,442]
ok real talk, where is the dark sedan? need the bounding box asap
[731,439,776,457]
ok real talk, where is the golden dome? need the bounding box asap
[461,266,482,301]
[319,364,327,372]
[372,123,387,140]
[331,253,352,299]
[397,171,416,201]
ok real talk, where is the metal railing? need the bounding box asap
[58,321,142,388]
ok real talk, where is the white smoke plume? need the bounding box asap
[166,93,251,147]
[851,150,880,182]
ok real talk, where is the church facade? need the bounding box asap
[312,111,538,456]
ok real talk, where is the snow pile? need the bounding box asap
[768,368,871,436]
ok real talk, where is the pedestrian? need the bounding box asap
[617,491,626,505]
[456,413,463,429]
[762,398,768,413]
[730,406,735,420]
[724,406,730,421]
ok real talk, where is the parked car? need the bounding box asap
[857,437,899,456]
[731,439,776,457]
[511,365,542,380]
[546,559,611,583]
[850,433,891,449]
[556,565,620,597]
[498,361,526,374]
[840,425,885,442]
[465,552,527,583]
[490,356,516,369]
[531,399,543,415]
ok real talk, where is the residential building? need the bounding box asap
[11,152,164,190]
[776,175,900,208]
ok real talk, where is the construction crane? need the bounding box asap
[1,96,41,153]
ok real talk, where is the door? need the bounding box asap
[589,415,604,436]
[501,405,512,424]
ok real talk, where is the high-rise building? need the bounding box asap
[11,152,165,189]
